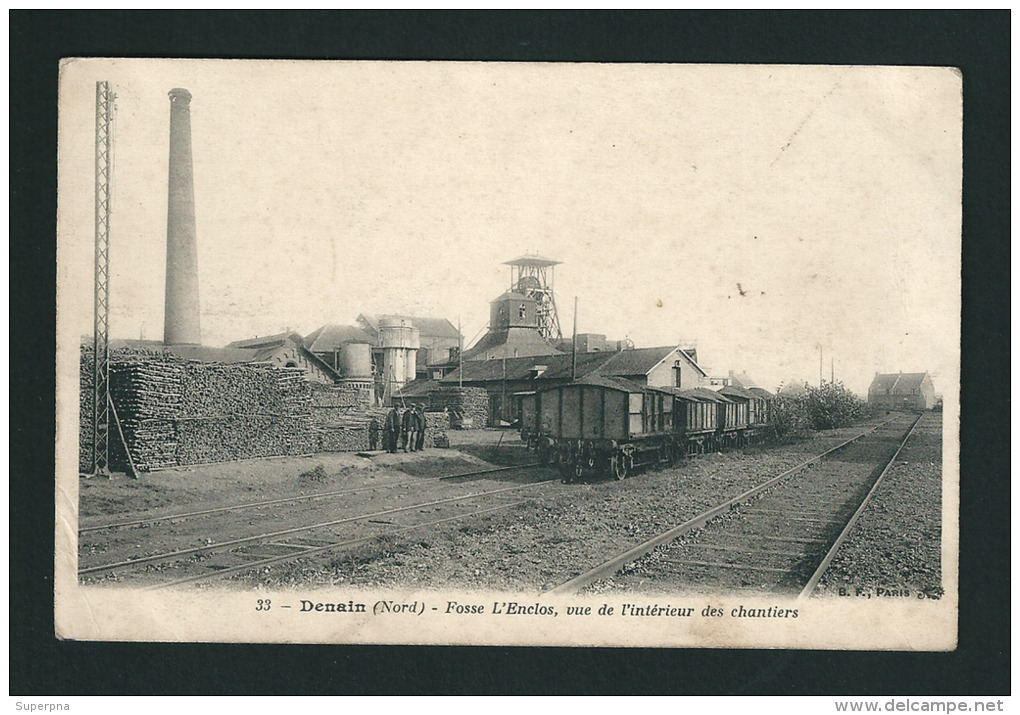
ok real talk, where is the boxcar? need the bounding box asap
[747,387,775,430]
[720,384,776,443]
[538,376,680,481]
[677,388,740,446]
[672,388,720,453]
[718,385,756,444]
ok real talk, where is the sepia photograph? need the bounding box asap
[54,58,960,649]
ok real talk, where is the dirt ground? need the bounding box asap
[78,429,548,584]
[79,438,515,523]
[79,416,941,595]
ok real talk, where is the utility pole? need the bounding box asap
[571,296,578,381]
[818,344,823,387]
[457,315,463,388]
[831,357,834,384]
[90,80,114,477]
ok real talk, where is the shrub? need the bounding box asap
[802,380,869,430]
[766,394,811,443]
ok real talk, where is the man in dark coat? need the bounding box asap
[384,407,400,453]
[400,407,414,452]
[414,405,427,451]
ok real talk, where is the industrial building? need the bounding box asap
[868,372,936,410]
[460,289,562,361]
[431,344,709,425]
[460,254,565,361]
[225,332,344,385]
[355,314,461,380]
[300,315,461,400]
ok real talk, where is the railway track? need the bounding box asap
[80,462,543,533]
[546,413,920,597]
[79,463,558,587]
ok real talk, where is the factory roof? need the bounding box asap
[304,324,376,353]
[357,314,460,339]
[869,372,931,394]
[442,350,614,384]
[596,345,707,379]
[227,331,304,350]
[461,327,563,361]
[503,253,561,267]
[442,344,698,385]
[394,379,438,399]
[490,290,532,303]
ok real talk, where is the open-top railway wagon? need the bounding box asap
[522,378,776,481]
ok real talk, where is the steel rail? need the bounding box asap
[80,477,557,576]
[545,417,905,595]
[797,412,923,599]
[80,462,543,533]
[147,501,527,590]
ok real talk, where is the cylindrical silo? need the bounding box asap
[379,318,420,390]
[339,342,373,378]
[405,347,417,382]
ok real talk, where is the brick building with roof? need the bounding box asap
[868,372,936,410]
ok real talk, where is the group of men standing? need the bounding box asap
[382,404,427,453]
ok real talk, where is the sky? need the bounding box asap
[57,60,961,396]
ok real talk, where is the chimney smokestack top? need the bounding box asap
[168,88,192,104]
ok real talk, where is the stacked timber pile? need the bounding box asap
[80,344,319,472]
[109,357,185,471]
[424,411,450,448]
[173,363,316,465]
[318,407,389,452]
[429,387,488,429]
[79,342,168,471]
[79,348,95,472]
[308,382,373,426]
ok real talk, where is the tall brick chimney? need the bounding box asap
[163,87,201,345]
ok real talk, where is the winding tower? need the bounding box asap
[504,254,562,341]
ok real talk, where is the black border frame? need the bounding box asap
[10,10,1009,695]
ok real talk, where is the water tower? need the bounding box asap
[504,253,562,341]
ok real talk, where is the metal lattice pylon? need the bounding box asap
[90,80,114,477]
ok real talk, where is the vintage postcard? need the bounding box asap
[55,59,960,648]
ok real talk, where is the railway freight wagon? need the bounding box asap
[747,387,776,429]
[719,385,774,442]
[672,388,742,446]
[520,379,781,482]
[537,376,681,481]
[671,389,721,453]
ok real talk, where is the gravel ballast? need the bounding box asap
[815,411,943,599]
[230,421,892,591]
